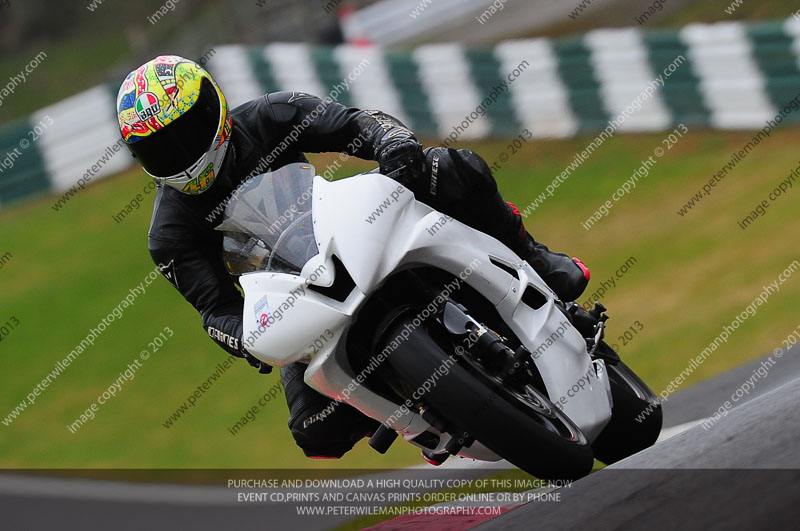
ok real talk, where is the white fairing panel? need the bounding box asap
[242,171,611,449]
[311,175,422,292]
[239,271,356,367]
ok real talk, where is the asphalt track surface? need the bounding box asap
[2,351,798,530]
[477,350,800,531]
[0,461,509,531]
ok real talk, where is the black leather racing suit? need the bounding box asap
[148,91,535,458]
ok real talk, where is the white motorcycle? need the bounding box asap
[216,163,662,479]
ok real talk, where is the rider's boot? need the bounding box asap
[505,202,590,302]
[516,232,590,302]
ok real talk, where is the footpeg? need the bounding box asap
[589,302,608,320]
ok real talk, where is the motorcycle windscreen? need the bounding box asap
[215,163,319,275]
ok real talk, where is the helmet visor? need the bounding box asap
[127,77,222,178]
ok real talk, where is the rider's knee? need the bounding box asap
[454,148,497,194]
[423,147,497,199]
[286,400,377,459]
[288,423,356,459]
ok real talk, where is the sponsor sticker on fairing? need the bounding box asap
[253,295,270,326]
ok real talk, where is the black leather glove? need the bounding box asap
[243,350,273,374]
[378,139,426,186]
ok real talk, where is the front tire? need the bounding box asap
[591,357,662,464]
[384,317,594,479]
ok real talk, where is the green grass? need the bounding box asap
[0,31,129,123]
[487,129,800,391]
[0,0,226,124]
[1,130,798,469]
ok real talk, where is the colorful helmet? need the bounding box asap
[116,55,232,194]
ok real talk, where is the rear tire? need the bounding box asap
[591,359,662,464]
[384,317,594,479]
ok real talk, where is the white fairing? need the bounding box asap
[238,168,612,461]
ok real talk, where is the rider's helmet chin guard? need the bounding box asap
[116,55,232,195]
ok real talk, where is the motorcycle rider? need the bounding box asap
[117,55,591,459]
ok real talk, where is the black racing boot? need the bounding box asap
[516,233,590,302]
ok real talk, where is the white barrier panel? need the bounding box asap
[414,44,491,140]
[264,43,326,98]
[333,45,410,125]
[495,38,578,138]
[205,45,264,109]
[586,28,672,132]
[681,22,776,129]
[32,86,132,193]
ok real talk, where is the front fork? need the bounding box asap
[370,300,537,464]
[440,301,538,387]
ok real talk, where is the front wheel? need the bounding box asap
[591,353,662,464]
[384,316,594,479]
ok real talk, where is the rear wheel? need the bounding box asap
[384,316,594,480]
[591,349,662,464]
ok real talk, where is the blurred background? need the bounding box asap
[1,0,798,471]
